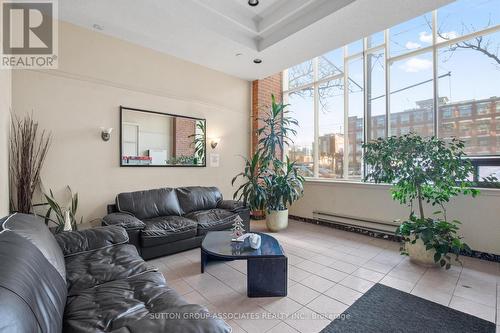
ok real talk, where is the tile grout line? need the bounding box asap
[448,263,464,307]
[496,279,498,324]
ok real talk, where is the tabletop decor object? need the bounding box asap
[231,215,246,241]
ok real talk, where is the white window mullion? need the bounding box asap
[362,37,369,178]
[313,57,320,178]
[432,10,439,137]
[385,28,391,137]
[343,46,349,179]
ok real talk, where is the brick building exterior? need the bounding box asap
[173,117,196,157]
[291,96,500,179]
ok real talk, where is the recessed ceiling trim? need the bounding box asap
[256,0,313,34]
[257,0,355,51]
[59,0,454,80]
[192,0,258,33]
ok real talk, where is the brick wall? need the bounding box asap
[251,73,283,154]
[173,117,196,157]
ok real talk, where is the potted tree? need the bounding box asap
[232,95,304,231]
[363,134,478,269]
[263,156,304,231]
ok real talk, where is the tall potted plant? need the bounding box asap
[9,113,51,213]
[232,95,304,231]
[363,134,478,269]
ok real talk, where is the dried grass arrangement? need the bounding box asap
[9,113,51,213]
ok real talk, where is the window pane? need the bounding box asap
[437,0,499,40]
[479,165,500,179]
[390,53,434,137]
[318,79,344,179]
[348,40,363,55]
[318,48,343,80]
[367,31,384,48]
[390,13,432,57]
[287,60,313,90]
[367,49,386,139]
[437,31,500,155]
[286,89,314,177]
[347,57,364,179]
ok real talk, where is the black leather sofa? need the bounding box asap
[103,186,250,259]
[0,213,230,333]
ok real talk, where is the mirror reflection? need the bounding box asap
[120,107,206,167]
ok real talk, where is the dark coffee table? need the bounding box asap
[201,231,287,297]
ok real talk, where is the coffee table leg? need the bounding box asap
[201,249,208,273]
[247,256,287,297]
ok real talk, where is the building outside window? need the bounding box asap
[477,103,491,115]
[283,0,500,180]
[476,121,490,136]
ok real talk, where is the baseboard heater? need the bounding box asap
[312,211,398,235]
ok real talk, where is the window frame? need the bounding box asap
[282,5,500,186]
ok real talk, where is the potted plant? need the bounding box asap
[42,186,82,233]
[363,134,478,269]
[263,156,304,231]
[232,151,268,215]
[9,113,51,213]
[232,95,304,231]
[189,120,206,165]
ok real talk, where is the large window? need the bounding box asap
[283,0,500,181]
[390,53,434,137]
[318,79,344,179]
[438,31,500,155]
[347,56,364,178]
[285,88,314,177]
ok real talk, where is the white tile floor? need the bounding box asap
[148,219,500,333]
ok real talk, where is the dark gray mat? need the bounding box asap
[321,283,496,333]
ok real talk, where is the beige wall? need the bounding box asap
[0,68,11,216]
[12,21,250,221]
[290,181,500,255]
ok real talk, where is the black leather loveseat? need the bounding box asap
[103,186,250,259]
[0,213,230,333]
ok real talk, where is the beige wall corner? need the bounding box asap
[12,21,251,222]
[0,67,11,217]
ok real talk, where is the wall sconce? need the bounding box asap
[210,137,220,149]
[100,127,113,142]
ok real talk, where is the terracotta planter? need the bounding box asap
[266,209,288,232]
[406,236,439,267]
[251,210,266,220]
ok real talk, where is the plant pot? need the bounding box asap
[266,209,288,232]
[406,236,439,267]
[251,210,266,220]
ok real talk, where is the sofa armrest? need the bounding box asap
[55,226,129,257]
[102,212,145,230]
[217,200,246,212]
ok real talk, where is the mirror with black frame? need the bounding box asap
[120,106,206,167]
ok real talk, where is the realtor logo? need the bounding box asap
[1,0,58,68]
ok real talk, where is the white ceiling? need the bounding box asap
[59,0,453,81]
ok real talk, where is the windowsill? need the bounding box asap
[303,177,500,196]
[304,177,391,189]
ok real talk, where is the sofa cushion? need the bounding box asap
[2,213,66,279]
[117,188,182,219]
[55,226,129,257]
[141,216,197,247]
[185,209,238,236]
[102,212,146,230]
[0,228,67,333]
[176,186,223,214]
[64,244,156,296]
[63,271,230,333]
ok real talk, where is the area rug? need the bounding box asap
[321,283,496,333]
